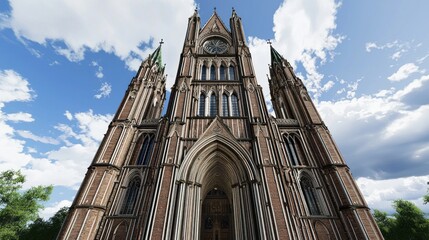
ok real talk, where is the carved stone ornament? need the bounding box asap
[212,123,222,134]
[248,83,255,92]
[180,81,188,92]
[276,118,299,126]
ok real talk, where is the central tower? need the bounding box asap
[59,9,383,240]
[161,9,268,239]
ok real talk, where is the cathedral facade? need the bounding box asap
[58,10,383,240]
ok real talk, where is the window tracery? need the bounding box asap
[137,134,155,165]
[120,176,141,215]
[199,93,206,116]
[300,174,323,215]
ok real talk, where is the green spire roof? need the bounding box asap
[270,45,284,66]
[150,44,163,69]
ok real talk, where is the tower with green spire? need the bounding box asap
[58,43,167,239]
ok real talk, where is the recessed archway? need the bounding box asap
[173,125,264,240]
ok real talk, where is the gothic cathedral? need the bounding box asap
[58,10,383,240]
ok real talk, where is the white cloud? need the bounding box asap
[318,72,429,179]
[249,0,343,101]
[391,50,404,61]
[0,69,36,172]
[27,147,37,153]
[0,70,112,190]
[4,112,34,122]
[388,63,420,81]
[321,80,335,92]
[357,175,429,214]
[94,82,112,99]
[22,110,113,189]
[365,40,399,52]
[346,78,362,99]
[3,0,196,88]
[49,60,60,66]
[392,74,429,100]
[16,130,60,145]
[91,61,104,79]
[417,53,429,64]
[0,120,33,171]
[64,110,73,121]
[73,110,113,142]
[365,42,377,52]
[383,105,429,141]
[0,69,34,104]
[366,40,416,61]
[38,200,72,220]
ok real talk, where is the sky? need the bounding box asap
[0,0,428,219]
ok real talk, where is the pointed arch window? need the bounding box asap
[220,65,226,80]
[199,93,206,116]
[228,66,235,80]
[210,65,216,80]
[222,94,230,116]
[137,135,155,165]
[284,136,300,166]
[300,174,322,215]
[209,93,217,117]
[120,176,141,214]
[201,65,207,80]
[231,94,239,116]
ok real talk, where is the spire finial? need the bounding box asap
[267,39,272,45]
[159,39,164,45]
[214,7,216,13]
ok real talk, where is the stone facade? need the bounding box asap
[58,10,383,240]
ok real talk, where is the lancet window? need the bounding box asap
[231,94,239,116]
[220,65,226,80]
[209,93,217,116]
[300,174,323,215]
[220,93,240,117]
[137,134,155,165]
[120,176,141,215]
[200,63,236,81]
[228,65,235,80]
[199,93,206,116]
[201,65,207,80]
[222,94,230,116]
[210,65,216,80]
[283,135,307,166]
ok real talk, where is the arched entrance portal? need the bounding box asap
[201,189,234,240]
[172,120,266,240]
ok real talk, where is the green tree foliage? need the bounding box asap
[0,170,52,240]
[373,209,394,239]
[374,200,429,240]
[391,200,429,240]
[424,183,428,204]
[19,206,69,240]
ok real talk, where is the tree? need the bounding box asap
[390,200,429,240]
[19,206,69,240]
[373,209,394,239]
[424,182,429,204]
[0,170,52,240]
[374,200,429,240]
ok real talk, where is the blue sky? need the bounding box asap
[0,0,428,218]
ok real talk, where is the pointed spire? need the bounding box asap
[270,44,284,66]
[231,7,237,18]
[192,7,199,17]
[150,40,164,69]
